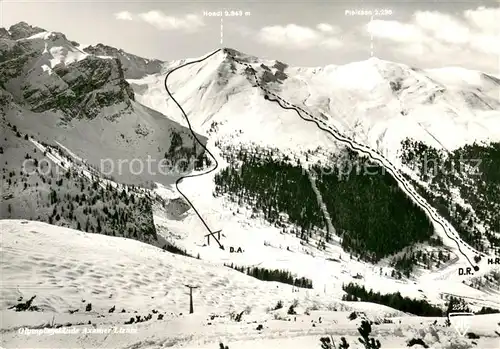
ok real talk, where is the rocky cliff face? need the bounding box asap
[0,28,11,40]
[7,21,45,40]
[26,56,135,119]
[83,43,164,79]
[0,23,135,120]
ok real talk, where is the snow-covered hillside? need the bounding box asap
[2,220,500,349]
[131,48,500,257]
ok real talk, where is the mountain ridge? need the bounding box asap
[1,21,499,303]
[157,45,499,265]
[0,21,207,187]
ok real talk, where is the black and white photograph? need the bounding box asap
[1,0,500,348]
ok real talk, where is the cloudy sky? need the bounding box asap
[2,0,499,74]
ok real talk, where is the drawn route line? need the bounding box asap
[165,47,484,269]
[164,49,224,250]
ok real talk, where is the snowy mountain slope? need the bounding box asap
[230,49,497,255]
[0,29,90,101]
[133,49,500,157]
[279,58,500,158]
[2,220,500,349]
[3,96,202,186]
[132,49,500,257]
[0,220,327,314]
[0,22,204,186]
[154,52,473,237]
[147,48,500,307]
[1,22,499,342]
[132,49,344,154]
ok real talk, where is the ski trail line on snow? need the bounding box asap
[306,169,336,238]
[225,51,483,269]
[164,49,224,249]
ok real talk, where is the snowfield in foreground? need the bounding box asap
[1,220,500,349]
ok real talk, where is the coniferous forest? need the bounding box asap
[312,149,434,261]
[342,282,443,317]
[214,145,435,262]
[400,138,500,254]
[391,248,452,277]
[214,148,325,231]
[224,263,313,289]
[1,121,158,245]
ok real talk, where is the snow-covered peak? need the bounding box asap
[17,30,89,69]
[0,25,88,69]
[222,47,260,63]
[0,24,137,120]
[132,47,500,157]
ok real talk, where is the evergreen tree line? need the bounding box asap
[224,263,313,289]
[161,243,200,259]
[313,149,434,261]
[164,130,212,171]
[1,127,157,245]
[392,249,452,277]
[342,282,443,317]
[214,147,325,233]
[400,138,500,254]
[215,146,435,262]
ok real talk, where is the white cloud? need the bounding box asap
[114,11,133,21]
[367,20,425,43]
[139,11,204,31]
[316,23,336,33]
[365,7,500,73]
[257,23,342,50]
[414,11,471,44]
[258,24,318,49]
[464,7,499,34]
[114,10,205,32]
[322,37,343,49]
